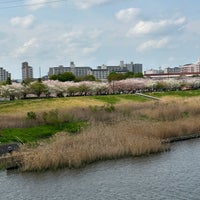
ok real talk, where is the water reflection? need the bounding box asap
[1,139,200,200]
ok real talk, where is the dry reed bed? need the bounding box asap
[4,96,200,171]
[116,97,200,121]
[20,117,200,171]
[20,121,164,171]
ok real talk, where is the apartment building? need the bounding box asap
[164,67,181,74]
[92,69,109,81]
[144,58,200,78]
[126,63,143,74]
[178,58,200,74]
[48,65,71,76]
[0,67,11,82]
[144,68,164,75]
[180,63,200,73]
[48,62,92,78]
[48,61,143,81]
[97,61,143,75]
[22,62,33,80]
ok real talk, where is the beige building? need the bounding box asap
[180,58,200,74]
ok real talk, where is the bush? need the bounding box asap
[27,112,37,120]
[42,110,60,125]
[89,104,115,113]
[104,104,115,112]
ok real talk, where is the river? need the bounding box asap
[1,138,200,200]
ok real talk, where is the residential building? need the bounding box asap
[180,63,200,73]
[164,67,181,74]
[180,64,194,73]
[107,65,125,73]
[73,67,92,77]
[92,69,109,81]
[126,63,143,73]
[0,67,11,82]
[178,58,200,74]
[48,60,143,81]
[48,62,92,77]
[144,59,200,78]
[22,62,33,80]
[144,68,164,75]
[98,61,143,74]
[48,65,70,76]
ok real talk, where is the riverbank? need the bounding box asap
[0,93,200,171]
[2,138,200,200]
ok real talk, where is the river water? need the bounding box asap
[1,139,200,200]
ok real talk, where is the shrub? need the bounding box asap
[27,111,37,120]
[42,110,60,126]
[89,104,115,113]
[104,104,115,112]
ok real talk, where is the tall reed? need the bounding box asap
[20,121,164,171]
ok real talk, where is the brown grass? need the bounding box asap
[115,97,200,122]
[20,113,200,171]
[3,96,200,171]
[20,121,164,171]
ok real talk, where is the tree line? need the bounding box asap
[0,72,200,100]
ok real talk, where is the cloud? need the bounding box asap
[116,8,140,22]
[83,43,100,54]
[128,17,186,36]
[25,0,47,10]
[168,56,175,62]
[60,30,102,57]
[72,0,113,9]
[14,38,38,57]
[185,20,200,34]
[59,30,83,43]
[89,29,103,39]
[10,15,35,28]
[137,38,170,52]
[25,0,61,10]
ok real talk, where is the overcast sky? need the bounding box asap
[0,0,200,79]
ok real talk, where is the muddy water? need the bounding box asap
[1,139,200,200]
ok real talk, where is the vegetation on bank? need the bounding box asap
[0,122,86,144]
[21,123,163,171]
[0,91,200,171]
[146,90,200,98]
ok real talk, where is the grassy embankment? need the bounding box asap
[0,91,200,171]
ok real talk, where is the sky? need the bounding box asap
[0,0,200,79]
